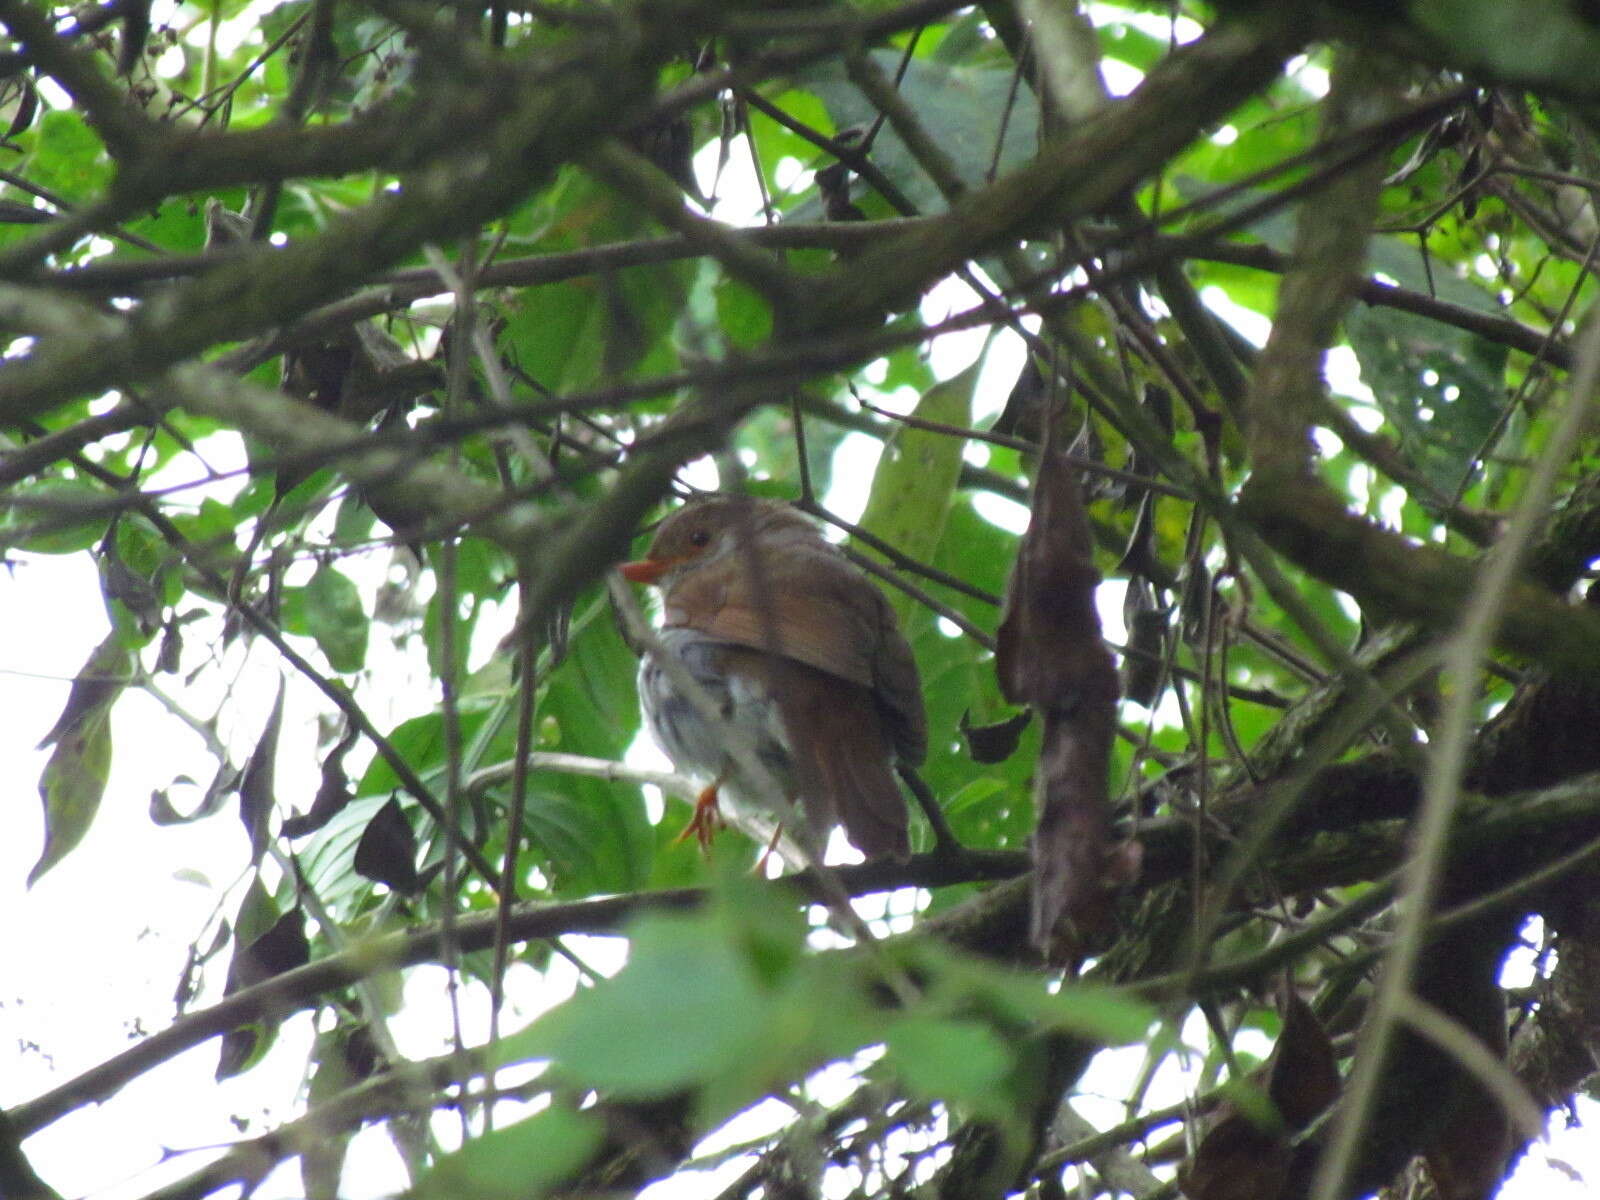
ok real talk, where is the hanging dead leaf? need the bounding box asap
[959,708,1032,764]
[216,906,310,1079]
[238,682,285,866]
[354,796,420,895]
[1121,581,1169,707]
[281,728,358,839]
[995,442,1130,957]
[1268,992,1340,1128]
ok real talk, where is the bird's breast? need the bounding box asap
[638,627,795,806]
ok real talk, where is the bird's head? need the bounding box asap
[619,497,817,588]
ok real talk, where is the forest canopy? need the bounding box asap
[5,2,1600,1199]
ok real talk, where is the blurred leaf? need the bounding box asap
[496,881,853,1121]
[853,361,976,626]
[303,1025,364,1200]
[30,702,115,887]
[239,682,285,866]
[1364,235,1505,316]
[959,708,1032,763]
[217,906,309,1079]
[1344,305,1506,492]
[29,634,131,886]
[411,1106,604,1200]
[501,909,777,1096]
[25,110,112,203]
[906,499,1034,850]
[296,795,391,915]
[353,796,420,895]
[150,759,240,826]
[332,493,378,545]
[528,598,650,893]
[885,1016,1016,1115]
[715,276,773,348]
[801,52,1041,211]
[228,903,310,989]
[281,732,356,839]
[305,564,369,673]
[911,941,1154,1044]
[1411,0,1600,86]
[357,703,507,798]
[423,570,480,682]
[36,632,130,751]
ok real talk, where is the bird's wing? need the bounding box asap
[749,653,909,862]
[669,545,873,684]
[667,542,927,764]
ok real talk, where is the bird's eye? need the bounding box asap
[689,529,711,548]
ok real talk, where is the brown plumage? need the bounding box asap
[621,497,924,861]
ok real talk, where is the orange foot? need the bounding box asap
[753,823,786,875]
[676,782,725,853]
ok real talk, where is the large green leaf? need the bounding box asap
[853,360,976,626]
[505,909,778,1096]
[908,498,1037,852]
[29,634,132,886]
[884,1016,1017,1116]
[497,882,869,1120]
[304,564,369,673]
[23,110,112,205]
[411,1106,604,1200]
[497,171,692,393]
[798,50,1042,213]
[517,598,651,893]
[1343,304,1507,493]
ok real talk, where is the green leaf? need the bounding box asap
[893,497,1035,851]
[854,360,976,626]
[29,634,132,886]
[411,1106,604,1200]
[297,795,389,913]
[26,110,112,204]
[332,494,378,545]
[30,703,114,886]
[910,941,1155,1044]
[885,1016,1016,1114]
[217,907,309,1079]
[499,910,775,1096]
[525,597,650,893]
[1363,235,1504,316]
[495,883,857,1123]
[422,576,480,682]
[305,564,369,673]
[303,1026,364,1199]
[714,276,773,349]
[172,496,243,547]
[799,52,1041,213]
[357,706,506,797]
[1343,304,1506,493]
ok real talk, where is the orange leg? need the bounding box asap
[753,823,785,875]
[675,780,726,853]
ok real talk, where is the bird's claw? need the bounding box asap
[676,783,725,853]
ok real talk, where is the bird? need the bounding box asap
[619,496,925,863]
